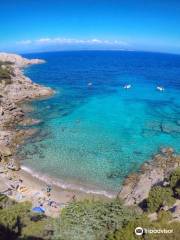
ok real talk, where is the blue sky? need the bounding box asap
[0,0,180,54]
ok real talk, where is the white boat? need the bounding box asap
[88,82,93,86]
[123,84,131,89]
[156,86,165,91]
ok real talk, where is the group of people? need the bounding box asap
[36,184,59,214]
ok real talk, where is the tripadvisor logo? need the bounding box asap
[135,227,173,236]
[135,227,144,236]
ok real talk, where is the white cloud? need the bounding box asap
[17,40,32,45]
[17,37,128,46]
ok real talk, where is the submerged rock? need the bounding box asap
[107,170,124,179]
[19,118,42,127]
[161,122,180,134]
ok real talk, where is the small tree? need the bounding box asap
[169,168,180,198]
[146,186,175,212]
[53,199,139,240]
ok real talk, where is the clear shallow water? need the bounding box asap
[19,51,180,193]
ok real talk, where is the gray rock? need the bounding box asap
[118,148,180,206]
[0,144,12,157]
[171,202,180,220]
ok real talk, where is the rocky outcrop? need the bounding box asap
[118,148,180,206]
[0,52,54,169]
[171,201,180,221]
[0,144,12,157]
[0,53,54,104]
[0,52,45,68]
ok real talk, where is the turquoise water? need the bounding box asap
[19,51,180,194]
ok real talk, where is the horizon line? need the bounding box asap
[16,49,180,57]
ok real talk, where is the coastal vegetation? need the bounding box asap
[170,167,180,198]
[52,199,139,240]
[105,211,180,240]
[146,186,175,212]
[0,195,53,239]
[0,61,13,85]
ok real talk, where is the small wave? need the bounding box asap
[21,165,116,198]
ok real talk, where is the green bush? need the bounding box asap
[0,65,13,85]
[105,214,150,240]
[21,218,53,239]
[0,68,10,79]
[146,186,175,212]
[0,194,15,209]
[0,202,31,231]
[0,200,53,239]
[0,201,32,239]
[105,212,180,240]
[53,199,139,240]
[170,168,180,198]
[170,168,180,188]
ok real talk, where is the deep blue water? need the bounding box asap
[19,51,180,194]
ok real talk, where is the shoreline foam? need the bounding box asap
[21,165,116,199]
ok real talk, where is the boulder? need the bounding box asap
[119,168,164,206]
[7,158,21,171]
[0,144,12,157]
[171,202,180,220]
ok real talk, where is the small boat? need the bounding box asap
[88,82,93,86]
[156,86,165,92]
[123,84,131,89]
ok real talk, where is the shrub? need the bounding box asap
[0,201,31,229]
[105,214,150,240]
[53,199,139,240]
[0,194,15,209]
[105,212,180,240]
[0,199,56,239]
[0,201,32,239]
[21,218,53,239]
[0,65,13,85]
[169,168,180,198]
[170,168,180,188]
[146,186,175,212]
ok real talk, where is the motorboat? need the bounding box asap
[123,84,131,89]
[156,86,165,91]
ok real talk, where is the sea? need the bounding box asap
[18,51,180,196]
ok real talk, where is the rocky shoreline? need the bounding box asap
[119,147,180,206]
[0,52,54,170]
[0,53,107,219]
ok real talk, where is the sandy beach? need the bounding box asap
[0,162,107,217]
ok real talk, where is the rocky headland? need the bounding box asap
[0,52,54,170]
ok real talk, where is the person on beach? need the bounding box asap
[47,185,52,193]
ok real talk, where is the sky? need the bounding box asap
[0,0,180,54]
